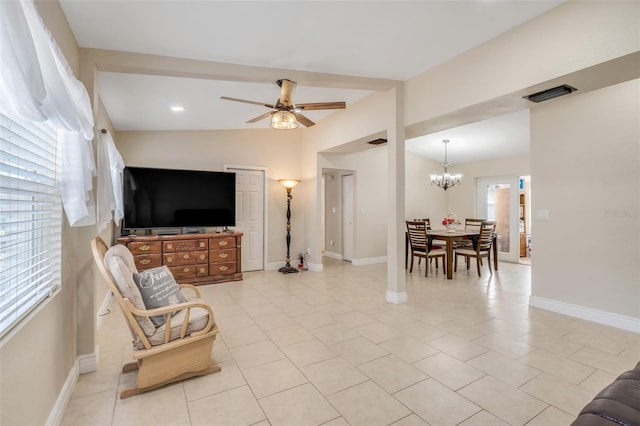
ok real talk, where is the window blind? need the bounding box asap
[0,113,61,337]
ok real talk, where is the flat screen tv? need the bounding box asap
[122,166,236,230]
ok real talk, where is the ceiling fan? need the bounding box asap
[220,79,346,129]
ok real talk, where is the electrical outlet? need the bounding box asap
[330,240,334,246]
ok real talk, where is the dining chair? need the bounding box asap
[414,218,447,250]
[453,217,487,268]
[454,221,496,277]
[406,220,446,277]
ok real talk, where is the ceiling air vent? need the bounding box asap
[523,84,577,103]
[367,138,387,146]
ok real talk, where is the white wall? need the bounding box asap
[405,151,448,222]
[1,2,84,425]
[320,148,389,261]
[115,129,303,265]
[302,89,397,266]
[405,1,640,128]
[447,154,531,220]
[530,79,640,325]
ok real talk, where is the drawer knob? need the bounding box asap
[167,256,173,262]
[199,242,205,247]
[218,241,228,246]
[219,253,228,258]
[219,266,228,272]
[140,245,150,251]
[183,254,190,259]
[167,243,173,249]
[200,268,205,273]
[183,267,190,273]
[200,254,206,260]
[140,259,150,265]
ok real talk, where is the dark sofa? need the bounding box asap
[571,361,640,426]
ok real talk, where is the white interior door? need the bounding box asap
[477,176,519,263]
[342,174,354,262]
[227,168,264,271]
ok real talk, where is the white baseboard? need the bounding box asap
[324,251,343,260]
[352,256,387,266]
[265,261,323,272]
[529,296,640,333]
[78,350,98,374]
[306,262,323,272]
[45,358,79,426]
[265,262,282,271]
[386,291,408,304]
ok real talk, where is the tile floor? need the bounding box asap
[62,258,640,426]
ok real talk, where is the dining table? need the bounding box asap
[406,228,498,280]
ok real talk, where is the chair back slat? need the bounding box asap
[465,218,485,232]
[478,221,496,251]
[406,221,428,250]
[413,218,432,230]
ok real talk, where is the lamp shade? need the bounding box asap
[278,179,300,189]
[270,111,298,129]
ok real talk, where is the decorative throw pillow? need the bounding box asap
[133,266,187,328]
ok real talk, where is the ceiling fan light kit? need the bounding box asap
[221,79,346,129]
[271,111,298,129]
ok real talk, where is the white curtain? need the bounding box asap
[0,0,96,226]
[97,130,124,232]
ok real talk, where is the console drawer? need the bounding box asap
[164,239,208,252]
[128,242,162,255]
[132,254,162,270]
[209,237,236,249]
[164,250,208,266]
[168,265,198,280]
[209,261,236,275]
[209,249,236,262]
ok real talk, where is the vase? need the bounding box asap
[444,223,459,232]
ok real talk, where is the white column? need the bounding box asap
[386,84,407,304]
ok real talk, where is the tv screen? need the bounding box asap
[123,167,236,230]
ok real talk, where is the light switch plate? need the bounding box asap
[536,209,549,220]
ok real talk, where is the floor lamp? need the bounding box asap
[278,179,300,274]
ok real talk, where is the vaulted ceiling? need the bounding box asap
[59,1,563,162]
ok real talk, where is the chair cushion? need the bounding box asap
[143,295,213,348]
[133,266,187,328]
[104,245,156,336]
[455,248,489,256]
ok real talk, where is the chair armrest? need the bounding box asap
[179,283,201,298]
[123,297,217,348]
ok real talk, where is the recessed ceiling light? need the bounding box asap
[170,106,184,112]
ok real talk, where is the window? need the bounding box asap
[0,113,62,337]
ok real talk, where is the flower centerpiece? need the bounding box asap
[442,214,461,231]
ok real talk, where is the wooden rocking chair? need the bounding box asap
[91,237,221,399]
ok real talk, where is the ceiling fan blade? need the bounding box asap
[295,101,346,111]
[293,111,315,127]
[278,79,296,107]
[220,96,275,109]
[246,111,274,123]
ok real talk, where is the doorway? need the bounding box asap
[519,175,532,265]
[322,168,355,263]
[477,176,519,263]
[342,174,354,262]
[225,165,266,271]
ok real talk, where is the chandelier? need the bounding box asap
[430,139,462,191]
